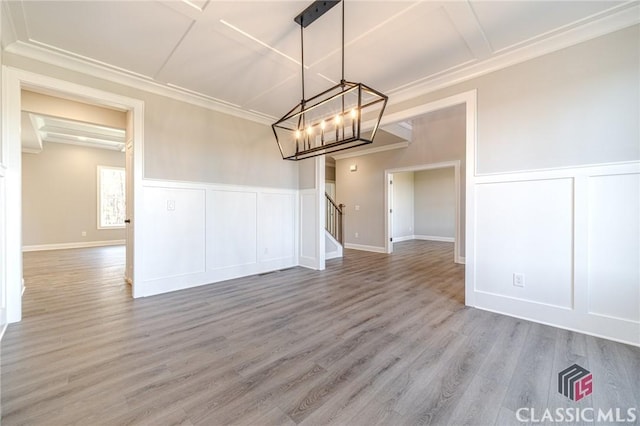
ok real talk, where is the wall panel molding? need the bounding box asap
[137,179,297,297]
[470,161,640,346]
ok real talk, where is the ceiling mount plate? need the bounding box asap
[294,0,340,28]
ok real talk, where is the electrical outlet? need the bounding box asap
[355,232,359,238]
[167,200,176,211]
[81,231,87,237]
[355,205,360,211]
[513,273,525,287]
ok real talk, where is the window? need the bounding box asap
[98,166,125,229]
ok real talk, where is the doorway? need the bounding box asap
[385,161,462,264]
[2,68,144,323]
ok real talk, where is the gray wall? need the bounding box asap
[4,53,298,190]
[414,168,455,239]
[387,25,640,174]
[22,142,125,246]
[298,157,316,189]
[336,104,465,250]
[336,25,639,253]
[392,172,413,239]
[22,90,126,128]
[325,164,336,182]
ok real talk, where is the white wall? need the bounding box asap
[391,172,414,240]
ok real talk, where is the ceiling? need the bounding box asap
[3,1,638,123]
[22,112,126,153]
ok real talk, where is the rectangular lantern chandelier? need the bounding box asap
[272,0,388,161]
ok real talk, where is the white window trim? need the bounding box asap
[97,165,126,230]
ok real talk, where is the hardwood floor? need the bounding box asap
[2,241,639,425]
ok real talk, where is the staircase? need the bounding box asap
[325,192,344,259]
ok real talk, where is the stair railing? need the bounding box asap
[325,192,344,245]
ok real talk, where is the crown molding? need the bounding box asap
[387,2,640,108]
[3,1,638,128]
[4,41,274,126]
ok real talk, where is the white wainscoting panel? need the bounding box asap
[587,173,640,323]
[471,162,640,346]
[259,193,296,263]
[207,190,257,270]
[137,180,298,297]
[475,178,574,309]
[141,186,206,282]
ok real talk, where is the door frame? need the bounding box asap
[385,161,462,264]
[378,89,477,306]
[1,66,144,323]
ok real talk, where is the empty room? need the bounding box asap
[0,1,638,425]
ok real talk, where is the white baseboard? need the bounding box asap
[391,235,414,242]
[344,243,387,253]
[326,250,342,260]
[457,256,466,264]
[22,240,126,252]
[414,235,455,243]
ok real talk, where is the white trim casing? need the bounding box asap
[2,66,145,320]
[298,156,326,271]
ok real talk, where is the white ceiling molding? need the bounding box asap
[380,122,412,142]
[3,0,638,129]
[387,2,640,107]
[4,41,275,126]
[25,113,126,152]
[332,141,409,161]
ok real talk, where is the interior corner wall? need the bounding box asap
[22,143,125,248]
[336,103,465,253]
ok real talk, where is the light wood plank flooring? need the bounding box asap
[2,241,639,425]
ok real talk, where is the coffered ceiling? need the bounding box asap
[2,1,638,123]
